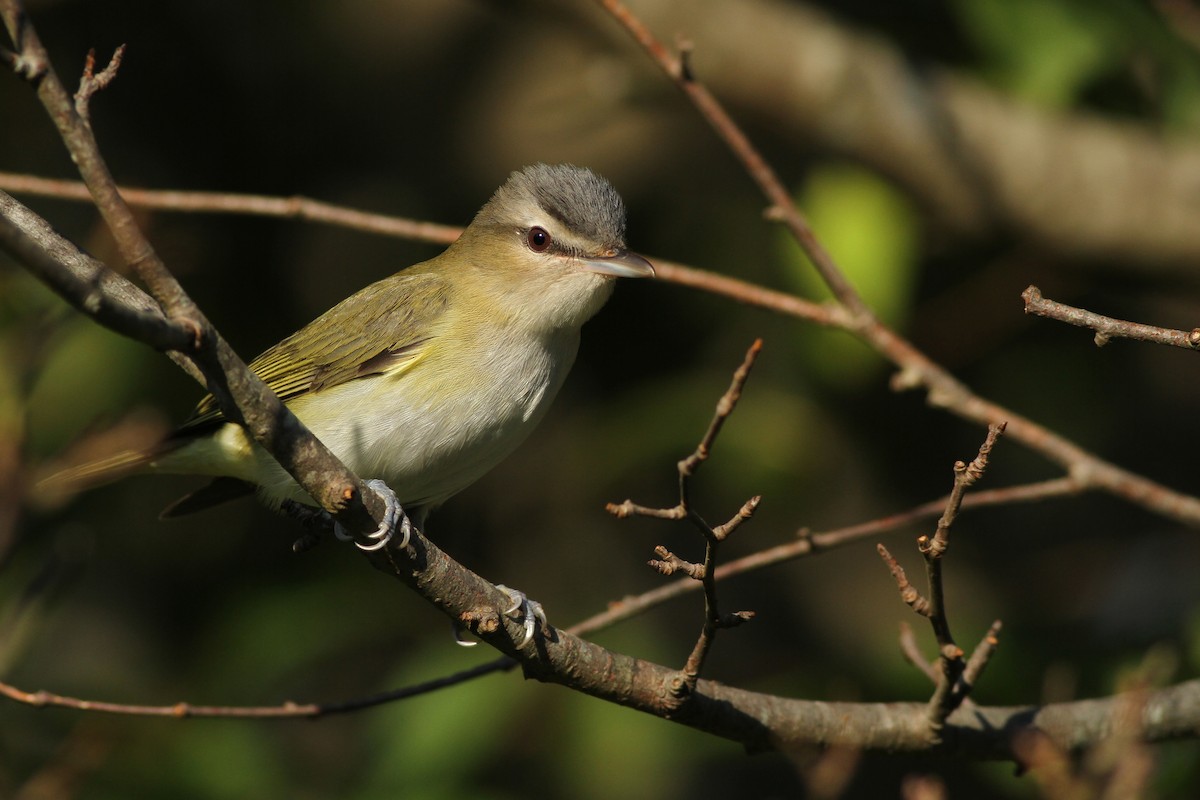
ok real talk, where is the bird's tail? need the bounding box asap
[35,448,157,503]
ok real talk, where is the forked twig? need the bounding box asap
[879,424,1007,737]
[609,340,763,702]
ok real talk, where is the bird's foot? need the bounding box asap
[333,479,411,552]
[495,584,547,650]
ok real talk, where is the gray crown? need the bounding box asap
[488,163,627,249]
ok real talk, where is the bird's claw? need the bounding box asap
[495,584,546,650]
[333,479,410,551]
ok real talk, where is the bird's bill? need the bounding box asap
[579,249,655,279]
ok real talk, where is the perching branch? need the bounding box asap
[0,0,390,544]
[8,33,1197,532]
[6,0,1200,766]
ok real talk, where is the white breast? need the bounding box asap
[243,326,579,510]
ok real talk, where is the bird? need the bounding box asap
[43,163,654,552]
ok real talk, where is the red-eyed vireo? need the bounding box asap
[45,164,654,540]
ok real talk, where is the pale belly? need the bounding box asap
[160,332,578,512]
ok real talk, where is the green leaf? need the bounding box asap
[954,0,1118,105]
[778,164,919,388]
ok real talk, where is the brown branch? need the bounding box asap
[74,45,124,120]
[594,0,868,317]
[922,424,1006,646]
[8,507,1195,760]
[599,0,1200,269]
[607,338,761,524]
[0,171,846,328]
[958,620,1003,702]
[0,171,463,245]
[608,340,763,700]
[681,337,763,480]
[5,171,1200,528]
[591,0,1200,534]
[878,544,932,617]
[1023,285,1200,350]
[0,0,391,544]
[879,426,1005,739]
[0,659,512,719]
[648,546,706,580]
[575,477,1079,637]
[923,426,1004,729]
[713,495,760,541]
[0,190,196,357]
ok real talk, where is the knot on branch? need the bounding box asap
[8,48,48,81]
[918,534,948,559]
[605,500,637,518]
[721,610,755,627]
[675,36,695,82]
[648,546,705,579]
[460,607,502,637]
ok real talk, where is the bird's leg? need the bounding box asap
[280,499,333,552]
[333,479,412,552]
[494,585,547,650]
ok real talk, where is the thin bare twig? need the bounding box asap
[959,620,1003,700]
[590,0,1200,532]
[609,340,763,701]
[648,546,706,580]
[682,338,762,479]
[922,424,1006,650]
[4,170,1200,527]
[878,544,932,617]
[0,171,464,245]
[1023,285,1200,350]
[594,0,868,318]
[925,427,1004,727]
[878,426,1005,739]
[74,45,124,121]
[578,477,1079,636]
[898,621,941,685]
[0,659,511,719]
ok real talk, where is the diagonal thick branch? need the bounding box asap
[590,0,1200,529]
[6,513,1200,759]
[0,0,387,541]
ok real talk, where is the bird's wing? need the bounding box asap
[179,270,451,433]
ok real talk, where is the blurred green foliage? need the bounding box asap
[780,163,920,388]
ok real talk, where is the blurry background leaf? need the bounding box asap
[778,163,919,389]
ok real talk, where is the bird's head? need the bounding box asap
[452,163,654,331]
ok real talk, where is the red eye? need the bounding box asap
[527,226,551,252]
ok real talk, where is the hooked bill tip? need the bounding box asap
[580,250,654,279]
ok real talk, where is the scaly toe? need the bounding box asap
[335,479,408,552]
[495,585,546,649]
